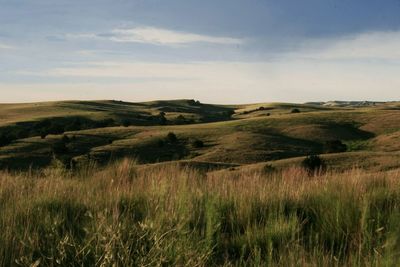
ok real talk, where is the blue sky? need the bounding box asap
[1,0,400,103]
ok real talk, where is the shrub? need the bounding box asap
[187,99,201,106]
[122,119,131,127]
[302,155,326,174]
[52,141,68,155]
[157,139,165,147]
[48,123,65,135]
[291,108,301,113]
[95,118,115,128]
[62,135,70,143]
[166,132,178,143]
[176,115,186,124]
[224,110,235,117]
[158,113,167,125]
[324,140,347,153]
[192,139,204,148]
[40,131,48,139]
[64,118,82,131]
[0,134,12,147]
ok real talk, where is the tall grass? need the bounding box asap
[1,159,400,266]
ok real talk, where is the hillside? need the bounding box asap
[0,100,399,171]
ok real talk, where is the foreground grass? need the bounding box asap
[1,160,400,266]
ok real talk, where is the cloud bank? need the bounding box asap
[3,30,400,103]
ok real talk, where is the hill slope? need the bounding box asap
[0,100,399,171]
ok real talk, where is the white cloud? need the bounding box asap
[108,27,244,45]
[6,58,400,103]
[66,26,244,46]
[4,30,400,103]
[0,43,15,50]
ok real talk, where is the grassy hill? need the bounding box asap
[2,99,400,266]
[0,99,400,171]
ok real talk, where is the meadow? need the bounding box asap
[1,100,400,266]
[1,159,400,266]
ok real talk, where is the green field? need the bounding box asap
[1,99,400,171]
[1,99,400,266]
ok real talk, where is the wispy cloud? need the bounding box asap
[67,26,244,46]
[5,30,400,103]
[108,27,244,45]
[11,57,400,103]
[0,43,15,50]
[293,30,400,61]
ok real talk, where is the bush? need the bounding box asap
[324,140,347,153]
[192,139,204,148]
[166,132,178,143]
[157,139,165,147]
[122,119,131,127]
[187,99,201,106]
[291,108,301,113]
[62,135,70,143]
[64,118,82,132]
[224,110,235,117]
[158,113,167,125]
[40,131,48,139]
[48,123,65,135]
[52,141,68,155]
[302,155,326,174]
[175,115,186,124]
[95,118,115,128]
[0,134,12,147]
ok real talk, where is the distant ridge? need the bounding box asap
[305,101,388,107]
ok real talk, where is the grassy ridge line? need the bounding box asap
[1,100,400,171]
[215,151,400,175]
[0,99,235,126]
[1,159,400,266]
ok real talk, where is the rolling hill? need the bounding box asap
[0,99,399,171]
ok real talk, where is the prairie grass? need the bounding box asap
[1,159,400,266]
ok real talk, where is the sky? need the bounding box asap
[1,0,400,104]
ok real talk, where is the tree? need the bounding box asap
[302,155,326,175]
[192,139,204,148]
[62,135,70,143]
[187,99,201,106]
[166,132,177,143]
[122,119,131,127]
[40,131,47,139]
[291,108,301,113]
[52,141,68,155]
[0,134,11,147]
[324,140,347,153]
[224,110,235,117]
[176,115,186,124]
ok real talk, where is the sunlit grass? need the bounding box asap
[1,159,400,266]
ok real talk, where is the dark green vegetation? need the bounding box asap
[1,99,400,171]
[1,99,400,266]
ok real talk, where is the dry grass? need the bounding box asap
[1,159,400,266]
